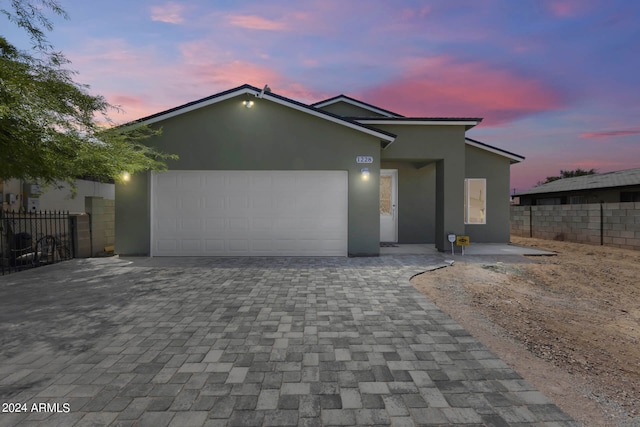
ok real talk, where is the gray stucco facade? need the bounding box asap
[115,84,523,256]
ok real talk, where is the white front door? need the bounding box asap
[380,169,398,242]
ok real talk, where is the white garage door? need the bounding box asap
[151,170,348,256]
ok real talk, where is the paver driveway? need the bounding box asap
[0,256,576,426]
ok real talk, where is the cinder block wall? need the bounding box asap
[70,214,91,258]
[602,202,640,249]
[511,202,640,250]
[85,197,116,256]
[510,206,530,237]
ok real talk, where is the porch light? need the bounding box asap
[243,100,254,108]
[361,168,370,181]
[121,171,131,182]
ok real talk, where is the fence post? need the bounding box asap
[68,211,76,257]
[600,203,604,246]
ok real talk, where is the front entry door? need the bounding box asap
[380,169,398,242]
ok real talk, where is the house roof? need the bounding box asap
[465,138,524,164]
[355,117,483,131]
[131,84,517,161]
[311,95,404,118]
[515,167,640,196]
[133,84,396,143]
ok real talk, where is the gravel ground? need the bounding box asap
[411,236,640,427]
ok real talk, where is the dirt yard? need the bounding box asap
[411,236,640,427]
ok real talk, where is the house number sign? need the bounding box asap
[356,156,374,164]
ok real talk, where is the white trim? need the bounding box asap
[465,139,524,163]
[313,96,400,117]
[380,169,398,243]
[140,88,395,143]
[261,94,395,142]
[464,178,487,225]
[357,119,481,126]
[142,88,258,125]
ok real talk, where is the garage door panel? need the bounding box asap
[228,239,249,252]
[181,239,202,252]
[156,173,178,189]
[227,173,251,191]
[205,239,225,251]
[252,217,274,230]
[157,239,178,252]
[204,196,225,210]
[251,174,274,191]
[179,174,203,189]
[227,195,250,210]
[152,170,347,256]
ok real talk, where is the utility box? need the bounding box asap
[6,193,17,206]
[28,198,40,212]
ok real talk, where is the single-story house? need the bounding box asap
[115,84,524,257]
[515,168,640,206]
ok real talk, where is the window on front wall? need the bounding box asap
[465,178,486,224]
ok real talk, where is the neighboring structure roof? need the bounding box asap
[311,95,404,118]
[133,84,396,143]
[465,138,524,164]
[516,168,640,196]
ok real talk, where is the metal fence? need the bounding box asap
[0,210,75,275]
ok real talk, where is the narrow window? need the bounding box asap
[465,179,486,224]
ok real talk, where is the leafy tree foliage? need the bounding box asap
[0,0,175,185]
[537,168,597,186]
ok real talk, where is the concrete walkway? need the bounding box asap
[379,243,555,257]
[0,256,576,426]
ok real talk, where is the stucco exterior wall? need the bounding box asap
[377,125,467,251]
[464,145,512,243]
[115,171,150,255]
[115,96,383,256]
[381,161,436,243]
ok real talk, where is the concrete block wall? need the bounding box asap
[602,202,640,250]
[70,214,91,258]
[511,202,640,250]
[510,206,530,237]
[85,197,116,256]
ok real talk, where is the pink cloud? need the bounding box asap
[226,14,288,31]
[104,94,165,123]
[150,2,185,24]
[547,0,592,18]
[361,56,565,125]
[580,129,640,138]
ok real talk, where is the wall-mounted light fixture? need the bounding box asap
[243,100,254,108]
[361,168,370,181]
[121,171,131,182]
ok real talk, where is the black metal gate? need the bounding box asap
[0,210,75,275]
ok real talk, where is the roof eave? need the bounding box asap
[312,95,404,118]
[355,118,483,130]
[465,138,525,164]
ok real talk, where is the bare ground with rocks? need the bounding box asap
[411,236,640,427]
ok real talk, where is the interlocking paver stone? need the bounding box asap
[0,256,576,426]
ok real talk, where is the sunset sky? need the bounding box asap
[4,0,639,191]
